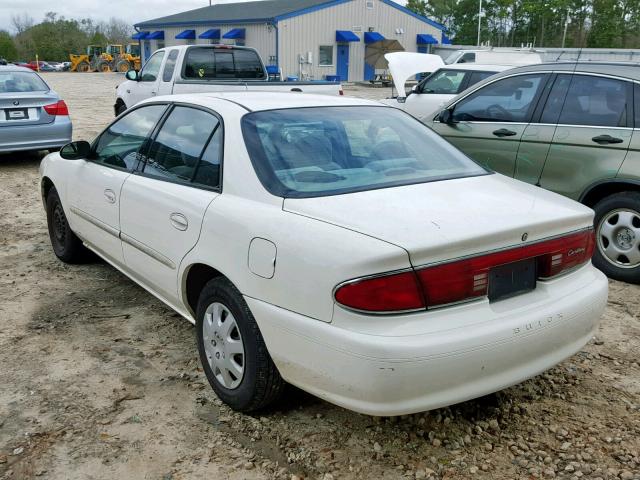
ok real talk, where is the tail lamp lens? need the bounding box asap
[44,100,69,116]
[334,229,595,314]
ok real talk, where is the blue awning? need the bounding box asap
[417,34,439,45]
[146,31,164,40]
[336,30,360,42]
[132,31,149,40]
[364,32,385,44]
[176,29,196,40]
[442,33,452,45]
[223,28,245,39]
[199,29,221,40]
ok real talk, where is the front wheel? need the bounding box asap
[196,278,284,412]
[46,187,87,263]
[592,192,640,284]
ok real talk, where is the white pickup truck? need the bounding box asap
[114,45,343,115]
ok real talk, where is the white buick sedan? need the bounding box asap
[40,92,608,416]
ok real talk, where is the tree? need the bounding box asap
[11,13,34,34]
[0,31,18,61]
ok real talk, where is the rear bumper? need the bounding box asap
[0,116,72,153]
[247,265,608,416]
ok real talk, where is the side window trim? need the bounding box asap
[89,103,170,173]
[531,72,562,124]
[162,49,180,83]
[136,102,225,193]
[457,72,473,93]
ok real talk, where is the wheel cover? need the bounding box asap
[52,204,67,246]
[597,208,640,269]
[117,63,129,72]
[202,302,245,389]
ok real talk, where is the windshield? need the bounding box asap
[421,69,467,94]
[242,106,487,198]
[0,71,48,93]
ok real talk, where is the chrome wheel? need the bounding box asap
[202,302,245,389]
[597,208,640,269]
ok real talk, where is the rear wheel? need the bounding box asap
[46,187,87,263]
[196,278,284,412]
[97,61,112,73]
[76,61,90,73]
[115,60,130,73]
[592,192,640,284]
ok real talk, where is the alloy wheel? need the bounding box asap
[597,208,640,269]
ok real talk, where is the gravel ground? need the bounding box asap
[0,72,639,480]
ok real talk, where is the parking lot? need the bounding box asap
[0,72,638,480]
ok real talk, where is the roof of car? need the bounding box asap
[491,61,640,81]
[437,64,517,72]
[151,91,383,112]
[0,65,34,73]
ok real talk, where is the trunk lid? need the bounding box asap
[283,174,594,267]
[0,91,58,127]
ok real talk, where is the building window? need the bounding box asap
[319,46,333,66]
[366,1,374,9]
[157,41,165,49]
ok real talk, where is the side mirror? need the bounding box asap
[411,85,418,92]
[397,97,407,104]
[60,141,91,160]
[438,107,457,124]
[125,69,139,81]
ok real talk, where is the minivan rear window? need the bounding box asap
[183,47,265,80]
[242,106,487,198]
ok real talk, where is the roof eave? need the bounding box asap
[134,17,275,29]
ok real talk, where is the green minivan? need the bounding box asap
[429,62,640,284]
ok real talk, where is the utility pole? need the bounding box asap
[562,14,570,48]
[477,0,483,46]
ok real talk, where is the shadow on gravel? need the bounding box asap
[0,150,47,167]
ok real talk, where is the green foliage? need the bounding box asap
[0,31,18,61]
[405,0,640,47]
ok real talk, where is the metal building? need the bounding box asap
[133,0,447,82]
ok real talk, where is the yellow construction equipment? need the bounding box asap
[110,44,142,72]
[69,45,110,72]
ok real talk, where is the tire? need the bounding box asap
[115,101,127,116]
[196,277,284,412]
[115,60,130,73]
[76,61,90,73]
[46,187,87,263]
[592,192,640,284]
[97,61,111,73]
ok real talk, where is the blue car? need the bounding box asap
[0,65,72,153]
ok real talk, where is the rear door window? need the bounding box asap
[162,49,179,82]
[557,75,631,127]
[467,71,497,88]
[142,106,222,188]
[452,73,547,123]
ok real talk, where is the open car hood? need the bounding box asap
[385,52,445,97]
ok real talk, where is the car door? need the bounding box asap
[119,105,222,304]
[127,50,165,106]
[67,104,167,265]
[431,73,549,176]
[538,73,634,200]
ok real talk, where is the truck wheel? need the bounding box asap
[77,61,90,73]
[46,187,87,263]
[592,192,640,284]
[196,278,285,412]
[115,60,130,73]
[97,61,111,73]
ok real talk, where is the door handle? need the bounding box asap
[104,189,116,204]
[592,134,623,145]
[169,213,188,231]
[493,128,517,137]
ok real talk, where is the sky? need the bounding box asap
[1,0,408,33]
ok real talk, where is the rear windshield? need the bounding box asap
[0,71,48,93]
[183,47,265,80]
[242,106,487,198]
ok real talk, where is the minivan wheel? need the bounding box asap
[46,187,87,263]
[592,192,640,284]
[196,278,285,412]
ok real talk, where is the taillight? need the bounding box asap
[334,229,595,313]
[334,270,425,313]
[44,100,69,116]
